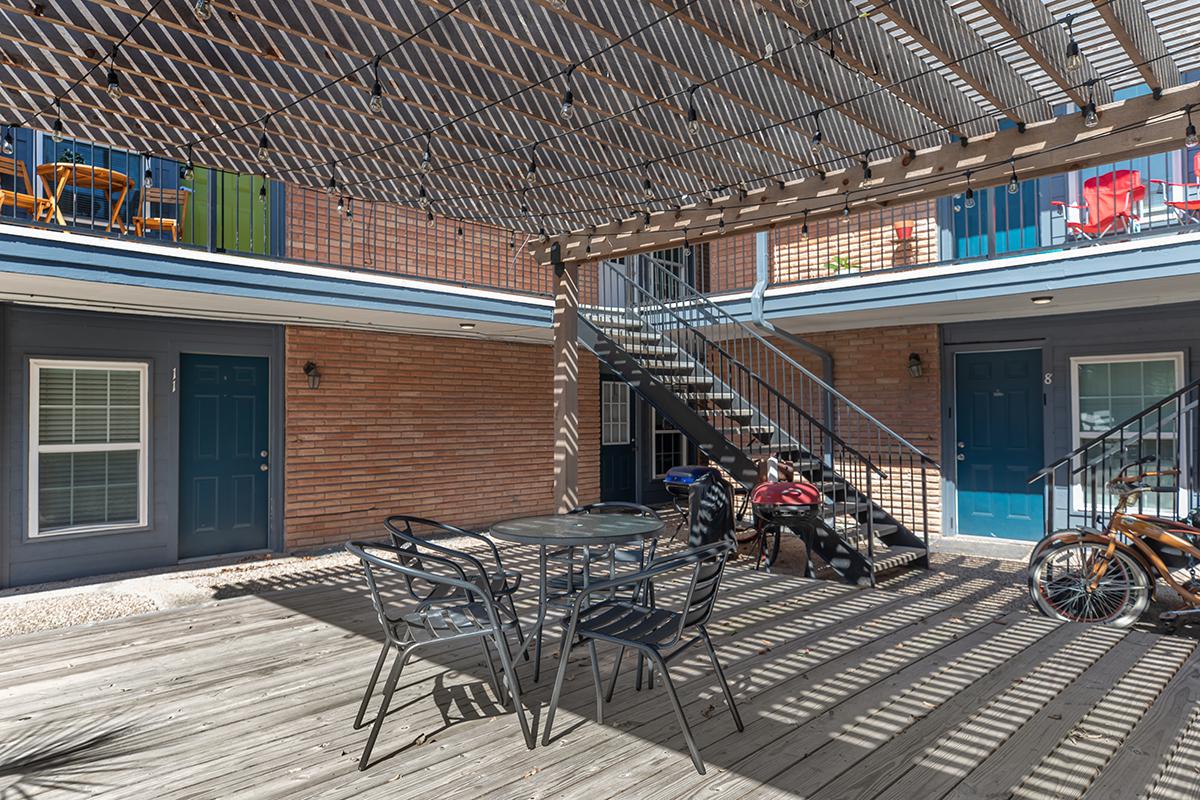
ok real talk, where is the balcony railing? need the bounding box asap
[0,127,550,297]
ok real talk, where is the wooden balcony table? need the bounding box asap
[36,162,134,233]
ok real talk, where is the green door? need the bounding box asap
[179,354,270,558]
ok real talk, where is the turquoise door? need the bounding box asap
[179,354,270,558]
[955,349,1045,540]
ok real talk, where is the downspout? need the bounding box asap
[749,230,836,434]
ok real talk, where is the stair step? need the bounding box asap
[642,360,697,374]
[871,545,927,573]
[837,522,900,544]
[623,345,680,358]
[586,313,644,330]
[702,407,755,420]
[658,376,715,389]
[605,330,662,345]
[681,391,737,406]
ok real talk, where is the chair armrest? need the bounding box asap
[563,541,733,618]
[385,517,496,586]
[347,540,489,603]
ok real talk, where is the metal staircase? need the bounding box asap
[579,256,940,587]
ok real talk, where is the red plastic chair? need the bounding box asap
[1051,169,1146,239]
[1150,151,1200,224]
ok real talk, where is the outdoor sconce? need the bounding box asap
[907,353,923,378]
[303,361,321,390]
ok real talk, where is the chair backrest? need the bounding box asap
[688,472,735,548]
[140,186,190,223]
[346,540,485,646]
[0,157,34,194]
[680,541,734,630]
[383,515,493,595]
[569,501,659,518]
[1081,169,1142,227]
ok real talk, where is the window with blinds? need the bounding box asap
[29,360,149,537]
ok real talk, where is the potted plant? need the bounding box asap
[825,256,861,275]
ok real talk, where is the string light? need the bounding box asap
[326,168,337,194]
[1081,81,1099,129]
[717,213,726,233]
[1063,15,1083,72]
[105,45,122,100]
[426,209,436,227]
[143,164,153,189]
[456,223,464,236]
[642,165,653,203]
[964,171,976,209]
[417,184,430,209]
[538,226,549,243]
[642,210,652,227]
[842,195,851,217]
[1186,105,1197,148]
[51,100,64,143]
[368,56,385,114]
[3,125,16,156]
[560,64,576,121]
[686,86,700,137]
[524,145,538,188]
[801,210,809,237]
[181,145,195,180]
[859,150,872,187]
[419,133,433,174]
[259,174,268,205]
[336,195,345,213]
[192,0,214,21]
[256,116,271,161]
[810,110,823,151]
[1007,159,1019,194]
[345,195,353,218]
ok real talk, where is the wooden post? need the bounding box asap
[551,243,580,513]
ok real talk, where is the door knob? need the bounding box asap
[260,463,269,472]
[260,450,269,458]
[956,454,965,461]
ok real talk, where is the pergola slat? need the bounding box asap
[1090,0,1181,94]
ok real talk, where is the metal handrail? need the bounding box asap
[592,263,887,477]
[635,255,940,467]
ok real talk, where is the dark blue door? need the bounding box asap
[179,354,270,558]
[600,378,637,502]
[955,349,1045,540]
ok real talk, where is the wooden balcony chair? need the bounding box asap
[1151,151,1200,225]
[133,186,190,241]
[1051,169,1146,240]
[0,157,52,221]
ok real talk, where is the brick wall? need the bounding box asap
[283,187,549,295]
[283,326,599,550]
[769,323,943,535]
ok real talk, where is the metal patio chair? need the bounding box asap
[542,474,742,775]
[567,500,661,571]
[384,515,526,652]
[346,540,534,770]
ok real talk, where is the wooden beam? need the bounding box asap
[973,0,1113,109]
[874,0,1054,125]
[1090,0,1180,93]
[540,81,1200,266]
[551,247,580,513]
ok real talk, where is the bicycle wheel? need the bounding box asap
[1028,541,1150,627]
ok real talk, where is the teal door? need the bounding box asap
[179,354,270,558]
[955,349,1045,540]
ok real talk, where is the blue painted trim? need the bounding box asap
[0,230,552,327]
[719,235,1200,322]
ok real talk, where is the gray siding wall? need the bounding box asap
[1,305,284,587]
[940,300,1200,537]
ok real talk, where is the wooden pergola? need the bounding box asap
[0,0,1198,507]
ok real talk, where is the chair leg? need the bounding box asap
[587,639,604,725]
[354,642,391,730]
[648,651,705,775]
[605,645,626,703]
[479,636,506,708]
[358,648,411,771]
[700,625,743,732]
[541,628,577,745]
[505,594,530,662]
[492,629,535,750]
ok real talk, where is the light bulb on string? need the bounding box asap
[336,195,345,214]
[181,145,195,181]
[842,195,851,217]
[1007,160,1019,195]
[1064,16,1083,71]
[345,196,353,218]
[524,145,538,188]
[326,168,337,194]
[1081,83,1099,129]
[51,100,64,143]
[192,0,214,21]
[3,126,15,156]
[801,210,809,237]
[642,165,653,203]
[559,64,576,121]
[859,150,872,187]
[143,164,153,189]
[257,116,271,162]
[964,171,976,209]
[686,86,700,137]
[810,110,823,151]
[105,48,122,100]
[419,133,433,175]
[417,184,430,209]
[1185,105,1198,148]
[259,174,269,206]
[368,57,384,114]
[426,210,436,227]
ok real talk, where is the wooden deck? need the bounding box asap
[3,547,1200,800]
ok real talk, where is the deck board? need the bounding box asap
[2,548,1199,800]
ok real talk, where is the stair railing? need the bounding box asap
[1030,378,1200,535]
[586,255,939,544]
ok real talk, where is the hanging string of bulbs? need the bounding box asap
[404,0,1132,232]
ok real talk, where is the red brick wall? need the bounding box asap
[769,324,943,535]
[283,187,549,295]
[283,326,599,550]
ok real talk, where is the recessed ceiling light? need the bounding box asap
[1031,295,1053,305]
[459,322,477,330]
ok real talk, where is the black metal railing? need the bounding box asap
[1032,378,1200,535]
[0,126,548,296]
[581,254,939,554]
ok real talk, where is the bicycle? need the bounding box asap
[1028,457,1200,627]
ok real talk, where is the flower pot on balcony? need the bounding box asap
[893,219,917,241]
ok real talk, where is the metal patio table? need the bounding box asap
[491,513,664,682]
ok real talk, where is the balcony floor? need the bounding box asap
[2,546,1199,799]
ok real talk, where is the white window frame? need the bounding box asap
[28,359,150,539]
[601,382,631,446]
[1069,351,1185,512]
[652,409,686,479]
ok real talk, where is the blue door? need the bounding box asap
[955,349,1045,540]
[179,354,270,558]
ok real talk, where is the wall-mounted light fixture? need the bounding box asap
[907,353,923,378]
[302,361,321,390]
[459,322,477,331]
[1031,295,1054,305]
